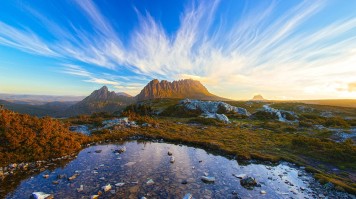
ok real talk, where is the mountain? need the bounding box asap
[136,79,228,101]
[63,86,135,116]
[252,95,266,101]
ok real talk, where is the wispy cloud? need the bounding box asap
[62,64,118,85]
[0,22,59,57]
[0,0,356,99]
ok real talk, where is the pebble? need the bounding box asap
[168,151,173,156]
[183,193,194,199]
[125,162,136,166]
[181,180,188,184]
[260,190,266,194]
[146,179,155,185]
[30,192,53,199]
[102,184,112,192]
[68,173,79,181]
[170,156,175,163]
[233,174,246,179]
[201,176,215,183]
[115,182,125,187]
[77,185,84,192]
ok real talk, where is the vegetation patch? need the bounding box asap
[0,109,89,166]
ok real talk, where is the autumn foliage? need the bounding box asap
[0,109,88,166]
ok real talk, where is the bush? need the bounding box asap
[160,105,202,117]
[324,117,350,128]
[0,109,88,166]
[124,104,153,116]
[251,111,278,120]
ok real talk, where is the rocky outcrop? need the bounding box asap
[136,79,227,101]
[262,104,297,122]
[180,99,250,123]
[250,104,297,122]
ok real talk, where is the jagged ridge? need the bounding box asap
[136,79,227,101]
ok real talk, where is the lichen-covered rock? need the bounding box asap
[261,104,297,122]
[179,99,250,122]
[181,99,250,116]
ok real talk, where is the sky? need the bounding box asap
[0,0,356,100]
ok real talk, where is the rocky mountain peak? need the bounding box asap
[83,86,118,102]
[136,79,227,101]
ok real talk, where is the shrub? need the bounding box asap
[250,111,278,120]
[160,105,202,117]
[124,104,153,116]
[188,117,224,126]
[0,109,88,166]
[324,117,350,128]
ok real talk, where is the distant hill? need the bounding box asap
[0,93,84,105]
[0,99,75,117]
[136,79,228,101]
[299,99,356,108]
[63,86,135,116]
[251,95,266,101]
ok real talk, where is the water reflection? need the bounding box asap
[4,141,350,199]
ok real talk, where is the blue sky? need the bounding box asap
[0,0,356,99]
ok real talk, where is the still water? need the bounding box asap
[4,141,346,198]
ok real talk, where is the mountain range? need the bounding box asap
[0,79,226,117]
